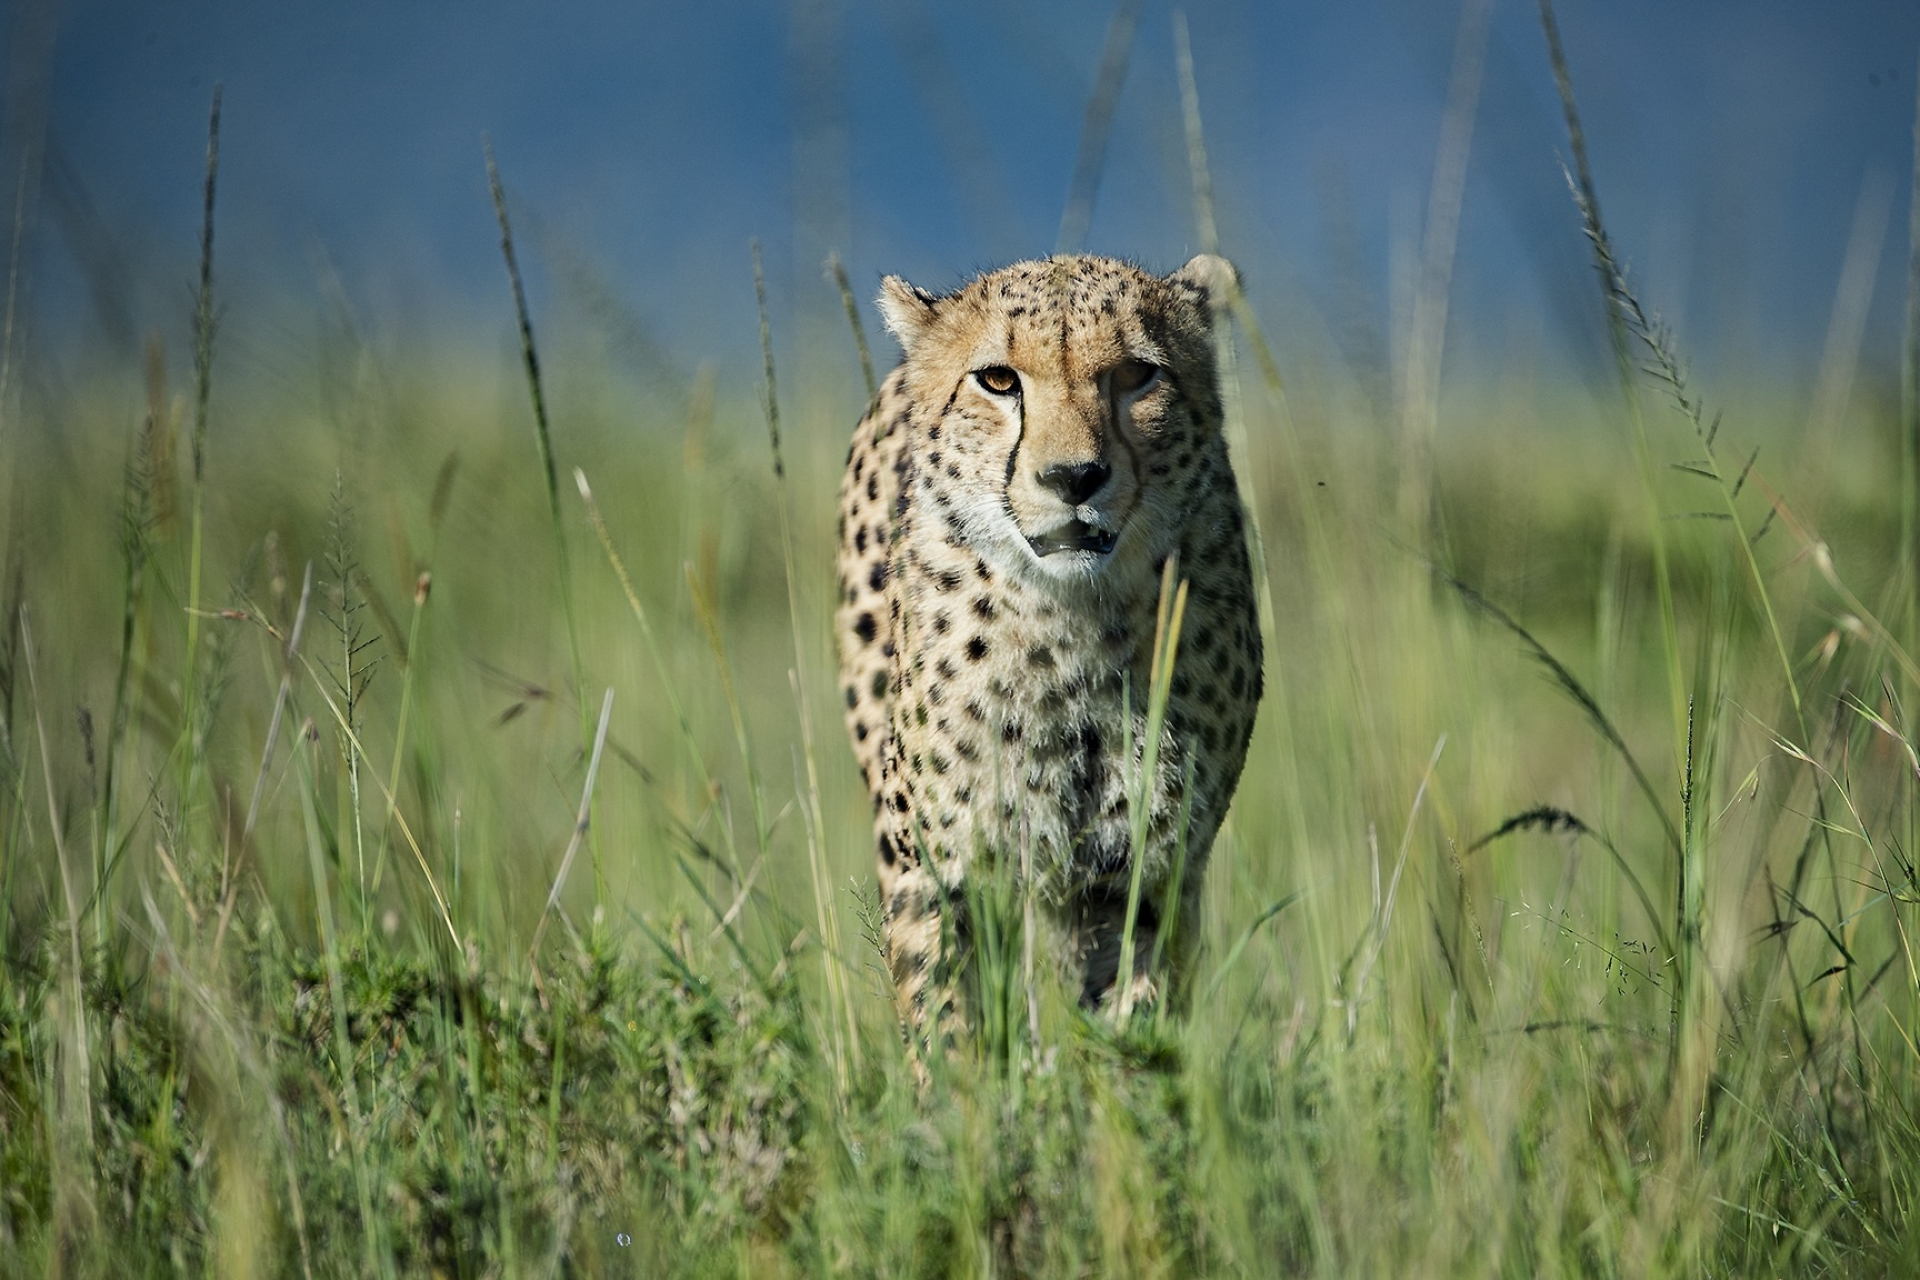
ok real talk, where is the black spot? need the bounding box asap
[866,473,878,501]
[855,721,869,741]
[891,791,909,813]
[844,685,858,709]
[966,636,989,661]
[855,525,868,553]
[974,558,993,581]
[910,753,923,775]
[854,613,877,644]
[1002,720,1024,742]
[933,611,952,634]
[972,596,996,621]
[936,657,957,680]
[928,423,941,441]
[1027,645,1054,668]
[931,753,951,775]
[936,569,963,592]
[869,560,888,592]
[878,833,899,866]
[955,739,980,763]
[964,700,986,722]
[871,670,889,700]
[929,451,941,467]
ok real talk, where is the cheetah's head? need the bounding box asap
[877,254,1234,585]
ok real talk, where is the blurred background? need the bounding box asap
[4,0,1918,407]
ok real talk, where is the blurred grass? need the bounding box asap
[3,37,1920,1280]
[2,272,1917,1274]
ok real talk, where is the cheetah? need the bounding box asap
[835,253,1263,1040]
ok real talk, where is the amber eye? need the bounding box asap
[1112,359,1161,395]
[974,366,1020,396]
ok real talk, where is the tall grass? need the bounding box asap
[1,16,1918,1280]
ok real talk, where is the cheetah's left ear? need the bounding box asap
[877,276,943,357]
[1169,254,1239,320]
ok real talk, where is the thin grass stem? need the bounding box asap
[179,86,223,830]
[1396,0,1491,541]
[485,137,599,902]
[1118,555,1188,1013]
[294,648,458,949]
[1345,735,1445,1043]
[1056,0,1143,255]
[757,238,858,1088]
[371,569,432,898]
[1537,0,1688,758]
[0,161,28,436]
[23,608,90,1095]
[293,724,389,1278]
[529,688,613,961]
[1171,12,1217,256]
[826,252,877,408]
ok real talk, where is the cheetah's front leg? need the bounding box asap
[1070,887,1164,1015]
[877,852,961,1062]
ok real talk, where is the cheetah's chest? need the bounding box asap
[884,544,1191,898]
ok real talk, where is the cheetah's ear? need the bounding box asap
[877,276,943,356]
[1169,253,1239,320]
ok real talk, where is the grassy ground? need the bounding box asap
[5,58,1920,1280]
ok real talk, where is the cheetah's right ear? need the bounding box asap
[877,276,942,356]
[1170,253,1240,317]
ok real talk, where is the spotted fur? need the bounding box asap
[835,254,1263,1039]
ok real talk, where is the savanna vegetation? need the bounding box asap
[3,7,1920,1276]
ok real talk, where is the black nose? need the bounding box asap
[1038,460,1111,505]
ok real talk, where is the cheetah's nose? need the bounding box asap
[1038,460,1111,506]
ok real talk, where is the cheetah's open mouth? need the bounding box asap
[1027,520,1119,557]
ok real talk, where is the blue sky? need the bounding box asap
[7,0,1920,392]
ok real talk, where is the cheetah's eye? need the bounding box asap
[973,366,1020,396]
[1112,359,1161,396]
